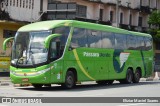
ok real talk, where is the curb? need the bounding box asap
[140,78,160,81]
[0,78,159,86]
[0,80,11,86]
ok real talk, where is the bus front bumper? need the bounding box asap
[10,68,51,84]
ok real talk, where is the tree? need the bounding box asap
[148,10,160,29]
[148,10,160,41]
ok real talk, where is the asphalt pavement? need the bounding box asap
[0,76,159,87]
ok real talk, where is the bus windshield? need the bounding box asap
[11,30,52,66]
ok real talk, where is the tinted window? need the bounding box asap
[136,36,145,50]
[101,32,114,49]
[88,30,101,48]
[144,37,152,50]
[127,35,137,50]
[115,33,126,49]
[71,28,87,48]
[53,27,70,56]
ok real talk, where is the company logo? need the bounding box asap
[24,73,27,76]
[83,52,111,57]
[113,50,130,73]
[2,98,12,103]
[1,98,42,103]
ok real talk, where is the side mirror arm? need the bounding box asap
[3,37,14,51]
[44,34,61,48]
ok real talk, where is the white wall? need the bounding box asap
[130,0,140,9]
[2,0,40,22]
[142,0,149,6]
[131,10,139,26]
[150,0,157,8]
[1,0,152,28]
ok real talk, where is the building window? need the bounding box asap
[129,14,132,25]
[10,0,12,6]
[17,0,18,7]
[99,9,103,21]
[1,2,4,8]
[140,0,142,6]
[26,0,28,8]
[76,5,87,18]
[29,0,31,9]
[3,30,16,38]
[120,12,123,24]
[110,11,113,22]
[23,0,25,8]
[20,0,21,7]
[6,0,8,6]
[32,0,34,9]
[138,16,142,26]
[48,0,57,3]
[13,0,15,6]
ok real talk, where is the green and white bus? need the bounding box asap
[3,20,153,89]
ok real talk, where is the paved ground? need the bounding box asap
[0,78,160,106]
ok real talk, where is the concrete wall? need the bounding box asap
[0,22,23,56]
[2,0,40,22]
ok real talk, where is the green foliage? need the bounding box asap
[148,10,160,26]
[148,10,160,41]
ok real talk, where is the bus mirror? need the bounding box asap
[3,37,14,51]
[44,33,61,48]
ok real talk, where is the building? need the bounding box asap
[0,0,160,74]
[1,0,159,31]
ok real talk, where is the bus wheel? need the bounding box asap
[44,84,51,87]
[62,71,75,89]
[107,80,114,85]
[32,84,43,89]
[120,69,133,84]
[133,69,141,83]
[125,69,133,84]
[96,81,107,85]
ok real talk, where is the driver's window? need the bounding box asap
[50,42,57,59]
[49,37,61,61]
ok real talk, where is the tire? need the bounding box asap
[120,69,133,84]
[62,71,75,89]
[32,84,43,89]
[107,80,114,85]
[44,84,51,87]
[133,69,141,83]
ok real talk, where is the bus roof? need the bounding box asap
[18,20,72,32]
[18,20,151,37]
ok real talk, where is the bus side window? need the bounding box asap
[127,35,137,50]
[136,36,145,50]
[88,30,101,48]
[144,37,152,50]
[49,37,60,60]
[54,27,70,55]
[70,28,87,49]
[114,33,127,50]
[101,32,114,49]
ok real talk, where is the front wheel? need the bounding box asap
[32,84,43,89]
[96,81,107,85]
[62,71,75,89]
[106,80,114,85]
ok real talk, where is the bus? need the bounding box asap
[3,20,153,89]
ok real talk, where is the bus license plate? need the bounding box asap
[22,78,29,82]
